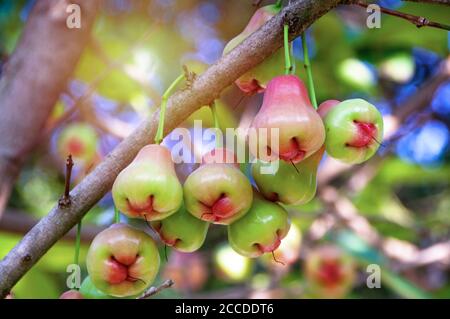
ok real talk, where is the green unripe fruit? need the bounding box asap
[252,147,324,205]
[79,276,112,299]
[228,194,290,258]
[152,204,209,253]
[321,99,383,164]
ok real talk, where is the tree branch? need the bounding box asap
[0,0,102,216]
[354,1,450,30]
[0,0,351,298]
[402,0,450,6]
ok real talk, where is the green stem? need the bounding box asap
[114,206,120,224]
[154,74,185,144]
[74,220,82,274]
[275,0,283,8]
[210,102,221,149]
[301,31,318,109]
[283,24,292,75]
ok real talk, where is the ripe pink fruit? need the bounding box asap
[59,290,84,299]
[222,4,284,95]
[250,75,325,164]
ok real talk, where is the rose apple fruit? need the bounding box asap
[227,193,290,258]
[112,144,183,221]
[152,204,209,253]
[86,223,160,298]
[250,75,325,163]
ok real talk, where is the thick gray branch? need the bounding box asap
[0,0,101,214]
[0,0,348,298]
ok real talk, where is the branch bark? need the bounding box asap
[402,0,450,5]
[0,0,102,216]
[0,0,352,298]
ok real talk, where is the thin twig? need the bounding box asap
[137,279,174,299]
[58,155,74,208]
[402,0,450,6]
[354,1,450,31]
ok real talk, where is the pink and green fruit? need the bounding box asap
[228,193,290,258]
[112,144,183,221]
[59,290,84,299]
[152,204,209,253]
[214,243,253,283]
[250,75,325,163]
[261,222,302,269]
[57,122,98,164]
[252,146,324,205]
[222,4,284,95]
[305,245,356,299]
[319,99,383,164]
[86,223,160,298]
[184,149,253,225]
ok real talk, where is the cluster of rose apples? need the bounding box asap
[66,4,383,299]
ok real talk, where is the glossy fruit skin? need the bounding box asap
[152,204,209,253]
[59,290,84,299]
[261,222,302,269]
[184,150,253,225]
[112,144,183,221]
[86,223,160,298]
[223,4,284,95]
[321,99,383,164]
[228,194,290,258]
[305,245,356,298]
[252,146,324,205]
[79,276,111,299]
[250,75,325,164]
[57,122,98,164]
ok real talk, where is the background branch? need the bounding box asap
[0,0,352,298]
[402,0,450,5]
[355,1,450,31]
[0,0,101,216]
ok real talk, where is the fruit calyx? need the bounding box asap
[254,230,282,254]
[315,259,344,288]
[278,138,306,163]
[106,255,144,285]
[67,137,85,157]
[346,121,377,149]
[152,222,182,247]
[126,195,156,218]
[200,195,235,222]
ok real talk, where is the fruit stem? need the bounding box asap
[283,24,292,75]
[114,206,120,224]
[275,0,283,8]
[301,31,318,109]
[154,73,185,144]
[210,101,221,148]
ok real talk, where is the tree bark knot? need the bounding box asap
[58,195,72,208]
